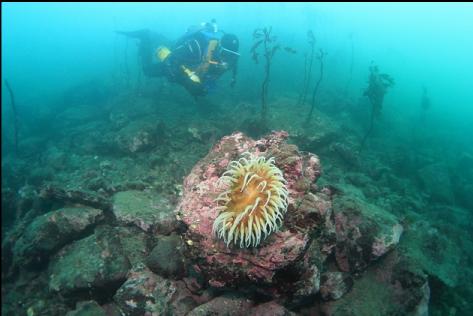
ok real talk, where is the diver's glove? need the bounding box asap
[230,78,236,88]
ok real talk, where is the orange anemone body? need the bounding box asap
[213,153,289,248]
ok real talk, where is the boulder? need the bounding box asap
[114,264,197,316]
[49,225,130,297]
[146,234,186,279]
[13,206,103,268]
[112,190,178,234]
[114,121,163,153]
[320,272,353,301]
[321,251,430,316]
[250,301,296,316]
[187,294,253,316]
[115,226,150,267]
[176,131,328,291]
[399,217,462,288]
[65,301,106,316]
[333,195,403,272]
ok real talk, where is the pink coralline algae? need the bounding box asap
[176,131,327,288]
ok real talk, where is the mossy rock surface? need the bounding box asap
[49,225,130,296]
[333,194,403,272]
[114,264,197,316]
[13,207,104,268]
[112,190,176,233]
[146,234,186,279]
[65,301,107,316]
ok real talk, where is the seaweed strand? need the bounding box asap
[295,53,308,106]
[296,31,316,107]
[306,49,326,124]
[261,31,271,121]
[252,27,295,123]
[300,31,315,107]
[359,108,375,152]
[252,27,279,122]
[359,64,395,152]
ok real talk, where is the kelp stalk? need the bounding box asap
[306,49,326,124]
[359,64,395,152]
[251,27,283,122]
[297,30,315,107]
[261,36,272,121]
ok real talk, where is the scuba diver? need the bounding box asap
[117,19,240,98]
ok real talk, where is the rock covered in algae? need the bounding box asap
[333,195,404,273]
[187,294,253,316]
[320,272,354,301]
[13,206,104,268]
[48,225,130,296]
[320,251,430,316]
[65,300,106,316]
[176,131,328,288]
[249,301,297,316]
[113,263,198,316]
[112,190,177,234]
[145,233,187,279]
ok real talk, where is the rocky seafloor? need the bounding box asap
[2,83,472,315]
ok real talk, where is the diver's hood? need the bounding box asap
[221,33,240,56]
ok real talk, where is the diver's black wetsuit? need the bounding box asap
[117,27,238,98]
[116,29,171,77]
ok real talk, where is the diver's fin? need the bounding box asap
[115,29,150,39]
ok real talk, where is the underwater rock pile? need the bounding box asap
[12,206,104,269]
[177,131,327,290]
[1,130,434,315]
[176,130,419,310]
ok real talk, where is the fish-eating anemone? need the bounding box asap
[212,152,289,248]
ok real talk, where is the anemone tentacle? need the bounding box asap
[212,153,288,248]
